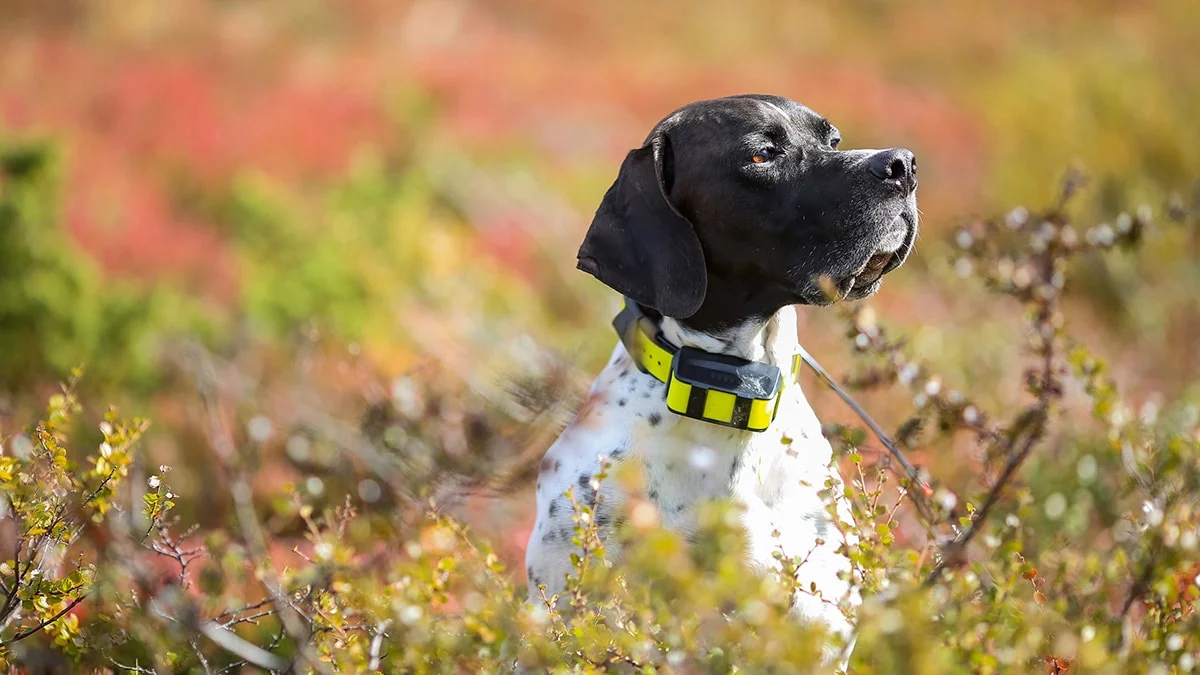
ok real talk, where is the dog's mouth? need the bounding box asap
[850,249,897,286]
[837,213,916,299]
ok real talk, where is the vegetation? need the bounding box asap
[0,1,1198,672]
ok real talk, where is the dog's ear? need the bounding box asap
[577,132,707,319]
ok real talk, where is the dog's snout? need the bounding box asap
[867,148,917,193]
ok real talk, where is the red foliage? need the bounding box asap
[0,34,387,297]
[474,218,543,286]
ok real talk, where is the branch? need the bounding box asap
[0,593,87,646]
[924,239,1062,586]
[367,620,391,671]
[924,407,1048,586]
[213,598,273,624]
[1120,546,1159,618]
[107,658,157,674]
[0,537,24,625]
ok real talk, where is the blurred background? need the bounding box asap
[1,0,1198,572]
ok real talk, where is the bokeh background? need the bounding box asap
[2,0,1198,576]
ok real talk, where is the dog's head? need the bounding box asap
[578,94,918,330]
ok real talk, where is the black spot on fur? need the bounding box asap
[807,510,830,538]
[575,475,597,507]
[548,500,559,518]
[618,398,627,407]
[643,391,652,399]
[527,565,534,580]
[554,460,562,472]
[648,413,662,426]
[648,489,659,501]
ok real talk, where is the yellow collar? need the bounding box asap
[613,299,800,432]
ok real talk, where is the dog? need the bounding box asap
[523,94,918,665]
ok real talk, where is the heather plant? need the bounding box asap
[0,177,1194,673]
[0,373,146,668]
[837,176,1200,674]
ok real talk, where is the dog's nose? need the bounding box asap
[868,148,917,193]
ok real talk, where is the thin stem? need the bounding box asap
[795,344,936,527]
[0,593,87,646]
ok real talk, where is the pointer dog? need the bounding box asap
[524,94,918,663]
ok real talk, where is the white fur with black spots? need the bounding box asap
[524,305,860,665]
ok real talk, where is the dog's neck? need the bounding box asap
[658,306,797,365]
[668,264,805,337]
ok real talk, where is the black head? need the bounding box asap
[577,94,918,332]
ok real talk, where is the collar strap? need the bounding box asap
[613,298,799,432]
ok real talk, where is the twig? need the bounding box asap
[794,344,935,524]
[146,527,205,588]
[923,235,1062,586]
[213,598,274,624]
[107,657,158,674]
[216,626,286,675]
[189,636,213,675]
[1120,546,1159,618]
[923,409,1048,586]
[0,537,24,627]
[368,619,391,670]
[0,593,87,646]
[197,621,289,671]
[226,469,328,674]
[220,608,277,628]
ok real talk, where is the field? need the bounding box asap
[0,1,1198,672]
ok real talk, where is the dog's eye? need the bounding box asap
[751,148,779,164]
[830,137,841,150]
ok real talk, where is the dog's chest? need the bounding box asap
[526,327,858,643]
[534,343,840,549]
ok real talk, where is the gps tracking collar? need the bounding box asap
[612,298,798,432]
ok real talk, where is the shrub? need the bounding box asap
[0,137,205,398]
[0,372,147,668]
[0,177,1195,673]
